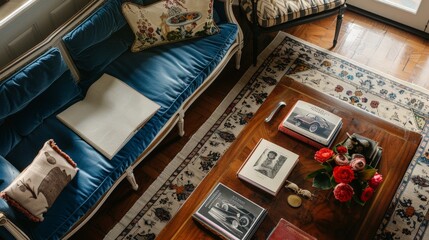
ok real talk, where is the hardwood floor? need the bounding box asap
[70,9,429,240]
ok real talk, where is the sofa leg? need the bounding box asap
[178,111,185,137]
[0,212,30,240]
[235,48,242,70]
[126,168,139,191]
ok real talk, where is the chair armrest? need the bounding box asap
[0,212,30,240]
[223,0,244,47]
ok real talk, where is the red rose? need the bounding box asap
[336,145,348,154]
[333,165,355,184]
[333,183,354,202]
[369,172,383,189]
[314,148,334,163]
[360,187,374,202]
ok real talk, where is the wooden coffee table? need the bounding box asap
[157,77,422,240]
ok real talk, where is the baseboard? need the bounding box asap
[347,4,429,40]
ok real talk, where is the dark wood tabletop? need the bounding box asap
[157,77,422,240]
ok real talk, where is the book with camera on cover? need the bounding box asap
[193,183,267,240]
[237,139,299,196]
[267,218,317,240]
[280,100,342,146]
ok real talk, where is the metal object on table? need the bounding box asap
[265,101,286,123]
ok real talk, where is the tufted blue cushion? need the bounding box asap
[0,48,69,121]
[0,155,20,228]
[62,0,127,73]
[9,71,81,137]
[64,26,134,75]
[0,123,21,158]
[105,23,238,121]
[62,0,223,77]
[0,156,19,192]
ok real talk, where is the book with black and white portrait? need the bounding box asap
[237,139,299,196]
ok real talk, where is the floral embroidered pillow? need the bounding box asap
[0,140,78,222]
[122,0,219,52]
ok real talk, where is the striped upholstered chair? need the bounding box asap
[240,0,347,64]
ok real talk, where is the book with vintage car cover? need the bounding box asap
[278,121,342,149]
[267,218,317,240]
[57,74,160,160]
[237,139,299,196]
[193,183,267,240]
[280,100,342,146]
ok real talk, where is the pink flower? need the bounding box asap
[314,148,334,163]
[333,183,354,202]
[360,187,374,202]
[334,154,349,166]
[350,154,366,171]
[369,172,383,189]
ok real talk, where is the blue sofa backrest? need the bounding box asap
[62,0,134,80]
[0,48,81,161]
[62,0,224,84]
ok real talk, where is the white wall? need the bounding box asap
[0,0,90,69]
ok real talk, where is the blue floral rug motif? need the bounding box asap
[105,32,429,240]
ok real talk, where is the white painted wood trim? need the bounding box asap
[0,212,30,240]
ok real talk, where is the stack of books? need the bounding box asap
[278,100,342,149]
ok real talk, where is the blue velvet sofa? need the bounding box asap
[0,0,242,239]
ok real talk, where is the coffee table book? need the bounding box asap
[192,183,267,240]
[279,100,342,146]
[237,139,299,196]
[267,218,317,240]
[278,121,342,149]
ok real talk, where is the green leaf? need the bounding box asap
[322,161,333,172]
[330,176,337,186]
[306,168,326,179]
[359,168,377,181]
[313,172,333,190]
[352,195,365,206]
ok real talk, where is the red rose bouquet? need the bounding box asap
[306,144,383,205]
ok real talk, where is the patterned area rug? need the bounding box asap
[105,32,429,240]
